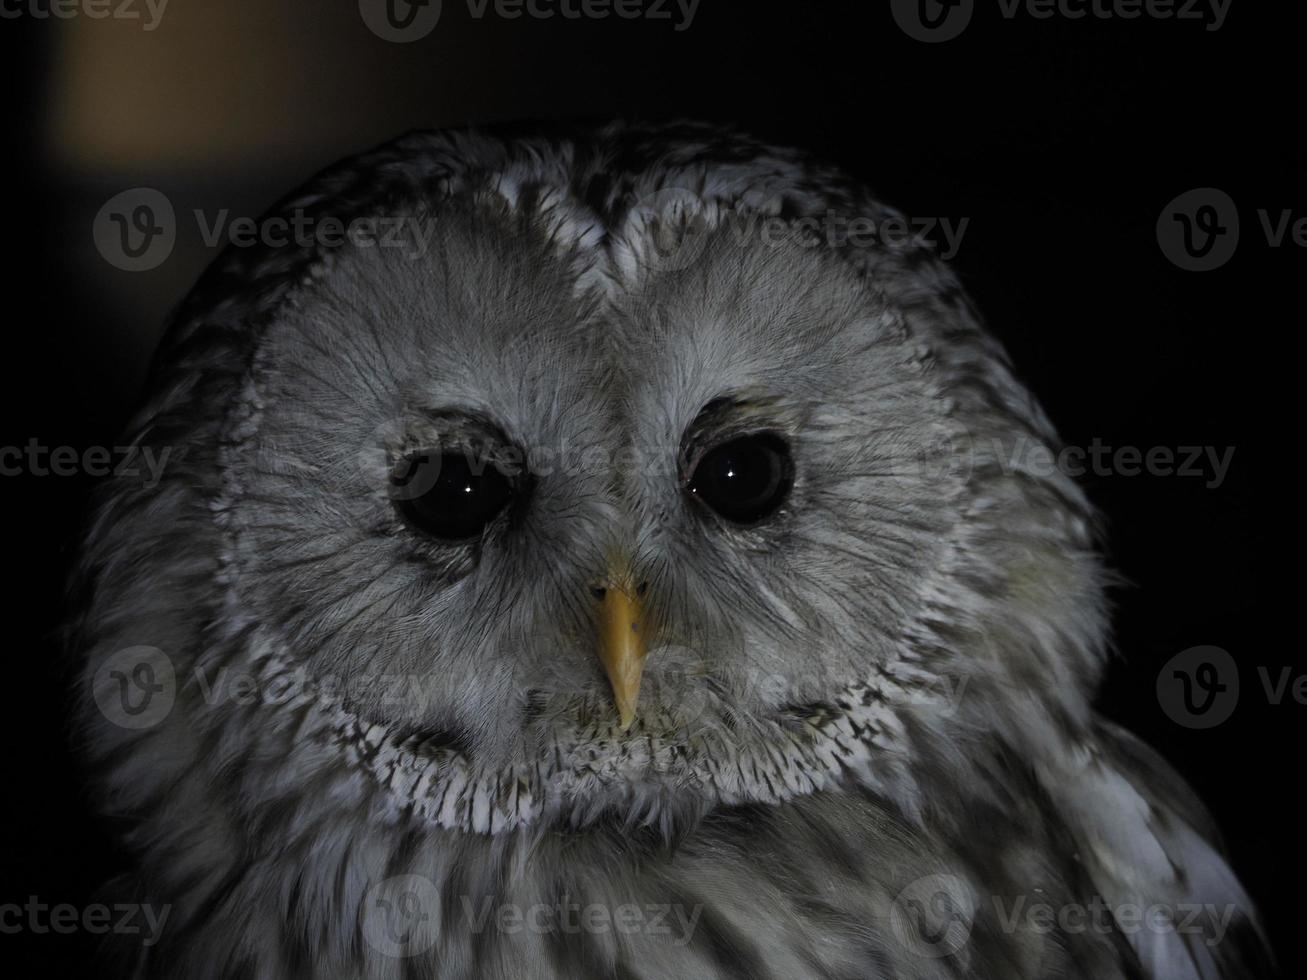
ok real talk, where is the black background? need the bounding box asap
[1,0,1298,974]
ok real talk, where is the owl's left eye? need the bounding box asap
[686,433,794,526]
[390,451,515,542]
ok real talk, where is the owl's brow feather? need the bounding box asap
[275,285,401,412]
[346,269,413,399]
[258,349,380,418]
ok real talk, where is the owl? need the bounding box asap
[70,122,1269,979]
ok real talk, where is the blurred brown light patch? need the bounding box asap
[45,0,535,174]
[40,0,541,398]
[37,0,640,399]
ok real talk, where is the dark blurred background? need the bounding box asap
[1,0,1298,974]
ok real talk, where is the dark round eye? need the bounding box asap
[686,433,794,526]
[391,451,515,542]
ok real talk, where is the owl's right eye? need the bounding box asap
[390,451,515,542]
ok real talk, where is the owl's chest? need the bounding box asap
[398,793,1127,980]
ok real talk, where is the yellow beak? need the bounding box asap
[596,576,647,730]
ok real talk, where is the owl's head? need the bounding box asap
[79,123,1110,835]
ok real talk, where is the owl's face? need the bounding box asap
[228,195,963,777]
[96,126,1103,832]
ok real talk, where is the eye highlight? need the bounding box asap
[391,451,516,542]
[686,433,794,526]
